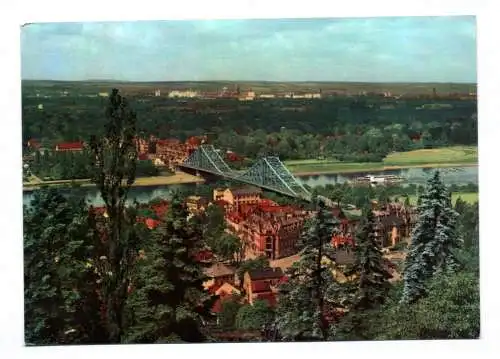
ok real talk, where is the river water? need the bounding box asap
[23,166,478,207]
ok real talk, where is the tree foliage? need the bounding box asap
[218,297,243,330]
[377,271,479,340]
[401,171,462,304]
[335,207,392,340]
[88,89,142,342]
[24,189,105,345]
[276,197,344,341]
[235,301,275,331]
[23,91,478,163]
[348,208,392,309]
[123,193,215,343]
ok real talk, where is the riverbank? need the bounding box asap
[23,162,478,192]
[286,146,478,175]
[292,162,478,177]
[23,172,204,192]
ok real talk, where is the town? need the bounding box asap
[86,180,414,340]
[20,16,480,346]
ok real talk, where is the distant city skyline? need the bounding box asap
[21,16,477,83]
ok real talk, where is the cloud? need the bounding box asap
[21,16,477,82]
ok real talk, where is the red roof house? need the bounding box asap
[55,141,84,152]
[332,234,355,248]
[27,139,41,150]
[151,201,169,219]
[143,217,161,230]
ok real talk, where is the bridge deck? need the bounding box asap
[180,145,313,201]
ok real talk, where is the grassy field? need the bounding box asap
[285,146,478,175]
[403,192,479,205]
[383,146,478,166]
[23,172,203,191]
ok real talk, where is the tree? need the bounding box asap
[218,297,243,330]
[123,193,215,343]
[401,171,462,304]
[202,204,226,243]
[350,207,392,307]
[404,196,411,207]
[235,301,275,331]
[336,207,392,340]
[377,271,479,340]
[457,201,479,250]
[275,197,343,341]
[24,188,104,345]
[88,88,142,343]
[212,233,242,264]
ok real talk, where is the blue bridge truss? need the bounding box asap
[180,145,312,201]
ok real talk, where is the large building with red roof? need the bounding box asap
[224,196,309,260]
[154,137,200,170]
[54,141,85,152]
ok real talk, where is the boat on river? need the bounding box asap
[352,174,406,186]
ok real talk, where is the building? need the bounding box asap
[54,141,84,152]
[168,90,199,98]
[242,268,283,306]
[153,158,166,167]
[372,202,417,247]
[155,138,197,170]
[204,263,236,288]
[186,195,209,215]
[213,186,263,210]
[156,139,190,170]
[26,139,41,151]
[225,200,307,259]
[225,151,243,162]
[210,283,242,319]
[154,89,161,97]
[303,93,322,99]
[239,91,256,101]
[135,137,149,155]
[258,93,275,99]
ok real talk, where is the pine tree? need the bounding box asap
[89,88,141,342]
[276,197,343,341]
[123,193,215,343]
[24,188,105,345]
[401,171,462,304]
[336,207,392,340]
[350,207,392,309]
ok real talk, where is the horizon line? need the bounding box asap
[21,79,478,85]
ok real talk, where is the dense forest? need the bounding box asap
[24,89,480,344]
[29,150,162,180]
[22,93,477,162]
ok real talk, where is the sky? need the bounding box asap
[20,16,477,83]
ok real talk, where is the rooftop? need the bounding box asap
[216,282,241,297]
[205,263,235,278]
[334,249,356,266]
[248,267,284,281]
[230,186,263,196]
[55,141,84,150]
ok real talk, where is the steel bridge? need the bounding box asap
[178,144,314,201]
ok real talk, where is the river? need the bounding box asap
[23,166,478,207]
